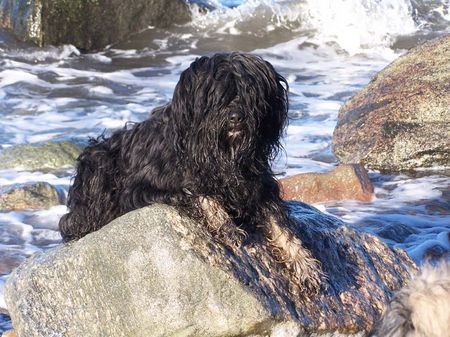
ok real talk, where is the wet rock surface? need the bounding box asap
[0,252,25,276]
[376,223,420,244]
[0,182,63,211]
[5,203,416,337]
[333,34,450,171]
[0,141,82,172]
[280,164,374,203]
[0,0,191,50]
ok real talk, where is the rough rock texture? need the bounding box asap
[0,141,82,172]
[333,34,450,171]
[0,182,63,211]
[0,0,191,50]
[5,203,416,337]
[280,164,373,203]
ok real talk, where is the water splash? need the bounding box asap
[188,0,449,54]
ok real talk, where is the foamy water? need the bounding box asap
[0,0,449,329]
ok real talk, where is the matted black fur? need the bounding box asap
[59,52,289,242]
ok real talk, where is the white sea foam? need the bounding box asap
[89,86,115,96]
[0,69,46,87]
[0,170,71,187]
[0,280,7,310]
[302,0,417,54]
[2,45,80,62]
[189,0,421,54]
[86,53,113,64]
[0,0,449,320]
[318,174,449,263]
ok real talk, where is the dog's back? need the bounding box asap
[59,130,126,241]
[59,107,180,241]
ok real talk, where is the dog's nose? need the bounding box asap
[230,112,243,124]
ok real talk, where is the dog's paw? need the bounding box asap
[266,215,325,296]
[285,251,325,296]
[198,197,246,249]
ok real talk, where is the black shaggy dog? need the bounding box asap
[59,52,322,293]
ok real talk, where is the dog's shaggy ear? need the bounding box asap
[171,56,209,117]
[169,56,212,157]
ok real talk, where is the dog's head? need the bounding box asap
[170,52,289,172]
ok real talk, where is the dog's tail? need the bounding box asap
[369,260,450,337]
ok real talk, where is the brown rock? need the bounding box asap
[280,164,373,203]
[376,223,419,243]
[333,34,450,171]
[0,182,63,211]
[424,244,450,261]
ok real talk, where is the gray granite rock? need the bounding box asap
[333,35,450,171]
[5,203,416,337]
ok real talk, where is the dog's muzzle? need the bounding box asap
[228,111,243,138]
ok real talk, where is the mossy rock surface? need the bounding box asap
[0,141,82,172]
[0,0,191,50]
[333,34,450,171]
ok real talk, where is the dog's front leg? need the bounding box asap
[198,197,247,249]
[265,215,324,295]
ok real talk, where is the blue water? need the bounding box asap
[220,0,244,7]
[189,0,245,8]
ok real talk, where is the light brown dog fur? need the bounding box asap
[369,261,450,337]
[199,197,323,294]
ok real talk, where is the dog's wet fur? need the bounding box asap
[59,52,323,294]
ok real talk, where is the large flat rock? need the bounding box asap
[5,203,416,336]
